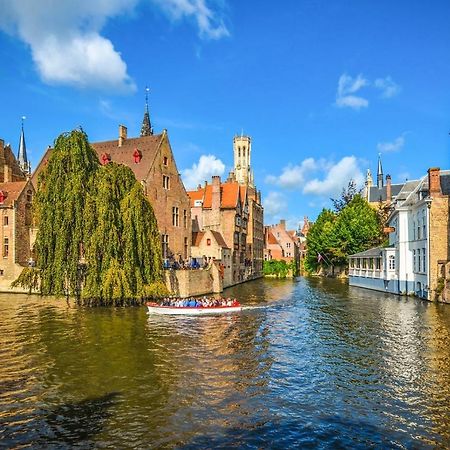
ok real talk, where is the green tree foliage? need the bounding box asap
[331,179,361,212]
[304,209,337,272]
[14,129,167,305]
[305,194,385,273]
[263,259,296,278]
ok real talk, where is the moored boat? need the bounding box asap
[146,302,242,315]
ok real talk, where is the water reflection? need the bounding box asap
[0,279,450,448]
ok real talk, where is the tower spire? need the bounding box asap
[18,116,30,174]
[377,153,383,189]
[140,86,153,137]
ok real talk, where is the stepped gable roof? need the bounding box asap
[0,181,27,206]
[91,133,163,181]
[210,230,230,249]
[368,183,404,203]
[32,133,164,188]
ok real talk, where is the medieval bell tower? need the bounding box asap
[233,135,254,187]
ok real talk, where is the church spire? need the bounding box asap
[18,116,30,174]
[140,86,153,137]
[377,153,383,189]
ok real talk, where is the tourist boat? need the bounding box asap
[146,302,243,315]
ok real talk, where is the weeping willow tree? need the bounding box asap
[13,129,167,305]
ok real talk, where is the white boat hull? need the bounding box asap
[147,304,242,315]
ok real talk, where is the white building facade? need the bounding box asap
[349,176,432,300]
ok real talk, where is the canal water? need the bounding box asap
[1,278,450,448]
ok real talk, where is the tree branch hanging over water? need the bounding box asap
[13,129,167,305]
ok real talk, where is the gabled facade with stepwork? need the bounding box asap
[188,175,249,285]
[350,167,450,303]
[32,108,191,264]
[232,135,264,279]
[264,219,300,265]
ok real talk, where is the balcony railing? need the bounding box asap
[349,268,383,278]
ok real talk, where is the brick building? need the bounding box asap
[0,133,34,288]
[232,135,264,279]
[32,107,191,264]
[191,229,232,287]
[264,219,299,265]
[188,134,264,285]
[189,176,248,285]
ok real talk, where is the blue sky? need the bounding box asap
[1,0,449,229]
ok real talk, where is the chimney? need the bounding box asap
[118,124,127,147]
[428,167,441,195]
[386,174,392,205]
[279,219,286,229]
[211,176,221,211]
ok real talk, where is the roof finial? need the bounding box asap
[141,86,153,137]
[145,86,149,113]
[377,153,383,189]
[18,116,30,174]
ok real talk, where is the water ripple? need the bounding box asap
[1,279,450,448]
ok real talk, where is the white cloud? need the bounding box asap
[377,135,405,153]
[335,73,401,109]
[335,73,369,110]
[265,158,318,189]
[182,154,225,189]
[303,156,364,197]
[0,0,229,91]
[374,76,401,98]
[0,0,137,92]
[266,155,364,199]
[263,191,287,217]
[151,0,229,39]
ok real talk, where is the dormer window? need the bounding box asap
[101,153,111,165]
[0,191,6,204]
[133,149,142,163]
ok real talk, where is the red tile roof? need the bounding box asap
[0,181,27,206]
[91,134,163,182]
[267,231,279,245]
[32,133,165,188]
[187,180,245,210]
[188,189,204,208]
